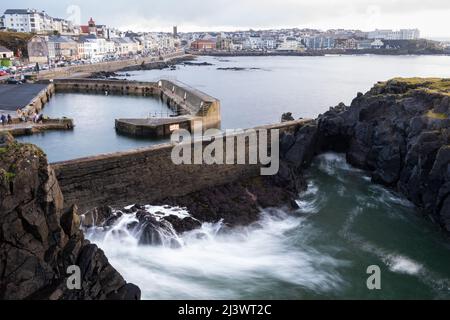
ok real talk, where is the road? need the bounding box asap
[0,83,49,111]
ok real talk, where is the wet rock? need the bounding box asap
[160,174,302,227]
[281,112,294,122]
[137,214,169,246]
[61,205,81,237]
[88,71,120,79]
[0,132,14,147]
[184,61,213,66]
[162,215,201,234]
[82,206,119,228]
[316,78,450,231]
[0,143,140,300]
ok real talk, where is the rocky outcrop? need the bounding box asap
[120,55,194,72]
[0,139,140,300]
[317,78,450,231]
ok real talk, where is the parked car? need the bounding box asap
[0,70,8,76]
[6,77,22,85]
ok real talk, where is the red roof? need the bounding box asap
[80,25,90,33]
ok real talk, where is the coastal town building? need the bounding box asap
[367,29,420,40]
[78,35,115,60]
[357,39,384,50]
[216,33,233,51]
[334,38,358,50]
[79,18,108,38]
[27,35,49,63]
[276,37,305,52]
[191,39,216,51]
[111,37,140,56]
[0,45,14,59]
[2,9,74,34]
[47,35,79,61]
[304,36,335,50]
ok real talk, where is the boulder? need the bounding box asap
[0,142,140,300]
[0,132,14,147]
[316,78,450,231]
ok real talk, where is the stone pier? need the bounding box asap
[52,119,312,213]
[53,78,221,135]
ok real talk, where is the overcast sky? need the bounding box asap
[2,0,450,38]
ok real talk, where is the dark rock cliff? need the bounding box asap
[0,134,140,300]
[317,78,450,231]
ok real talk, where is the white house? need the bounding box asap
[277,38,305,52]
[111,37,139,56]
[368,29,420,40]
[0,45,14,59]
[3,9,73,34]
[78,35,115,60]
[243,36,263,50]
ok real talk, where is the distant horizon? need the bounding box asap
[1,0,449,38]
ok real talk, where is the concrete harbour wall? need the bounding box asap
[53,78,221,133]
[52,119,311,212]
[36,51,187,80]
[22,83,55,116]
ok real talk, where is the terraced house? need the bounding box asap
[2,8,73,34]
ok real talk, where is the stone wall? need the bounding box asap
[53,78,221,132]
[4,118,74,136]
[52,119,312,213]
[54,78,158,96]
[115,117,193,138]
[22,83,55,116]
[159,79,221,130]
[36,51,187,80]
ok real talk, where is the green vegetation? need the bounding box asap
[426,110,448,119]
[1,58,12,67]
[0,168,15,184]
[374,78,450,97]
[392,78,450,92]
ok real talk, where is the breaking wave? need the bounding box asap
[85,153,450,299]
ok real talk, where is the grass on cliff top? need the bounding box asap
[386,77,450,95]
[426,110,448,119]
[0,31,34,43]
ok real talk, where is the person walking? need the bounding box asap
[1,114,6,126]
[7,114,12,124]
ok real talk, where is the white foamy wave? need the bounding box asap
[295,181,325,214]
[86,206,347,299]
[340,218,450,295]
[368,185,415,209]
[384,255,423,275]
[316,153,363,176]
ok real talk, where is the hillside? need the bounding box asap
[0,31,34,58]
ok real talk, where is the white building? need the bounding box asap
[368,29,420,40]
[243,36,263,50]
[3,9,73,34]
[78,35,115,60]
[261,37,277,50]
[0,45,14,59]
[276,38,305,52]
[111,37,139,56]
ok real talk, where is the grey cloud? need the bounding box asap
[1,0,449,35]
